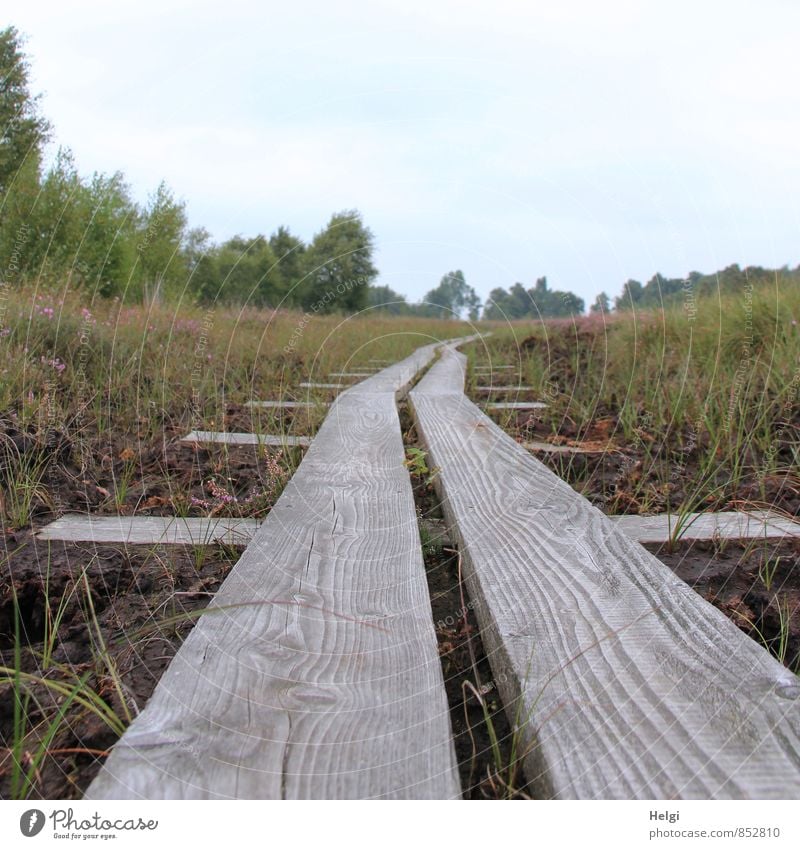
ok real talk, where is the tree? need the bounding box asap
[614,279,643,310]
[482,277,584,319]
[422,270,481,319]
[590,292,610,313]
[78,171,138,296]
[367,284,411,315]
[0,27,50,277]
[269,225,306,304]
[303,210,376,312]
[207,235,282,306]
[0,27,50,196]
[134,181,188,302]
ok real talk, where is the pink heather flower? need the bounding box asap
[41,356,66,373]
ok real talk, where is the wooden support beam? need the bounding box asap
[182,431,311,448]
[37,515,261,545]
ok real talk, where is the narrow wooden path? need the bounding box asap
[410,344,800,799]
[87,341,466,799]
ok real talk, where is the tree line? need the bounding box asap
[5,27,795,321]
[606,264,800,312]
[0,27,377,312]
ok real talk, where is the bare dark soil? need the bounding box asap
[649,537,800,672]
[0,405,302,521]
[0,404,305,799]
[0,530,241,798]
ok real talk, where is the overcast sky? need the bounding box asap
[11,0,800,305]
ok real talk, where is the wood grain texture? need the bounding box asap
[298,382,345,389]
[487,401,548,410]
[474,386,535,392]
[245,401,325,409]
[611,511,800,544]
[410,346,800,799]
[182,431,311,448]
[37,515,261,545]
[474,365,514,370]
[523,440,606,455]
[86,341,462,800]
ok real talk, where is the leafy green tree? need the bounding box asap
[0,27,49,196]
[303,210,376,312]
[590,292,611,313]
[208,235,282,306]
[269,225,306,304]
[482,277,584,319]
[0,27,50,277]
[134,181,188,302]
[614,279,643,310]
[422,270,481,319]
[367,284,411,315]
[25,148,85,281]
[78,171,138,296]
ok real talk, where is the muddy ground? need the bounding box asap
[0,531,241,798]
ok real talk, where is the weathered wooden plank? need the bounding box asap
[182,430,311,448]
[475,386,536,392]
[487,401,548,410]
[329,372,374,378]
[37,515,261,545]
[298,382,345,390]
[86,341,462,800]
[410,345,800,799]
[245,400,325,409]
[611,510,800,544]
[523,440,606,455]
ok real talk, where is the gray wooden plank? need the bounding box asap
[329,372,374,378]
[37,515,261,545]
[611,511,800,544]
[245,400,325,409]
[523,440,606,455]
[487,401,548,410]
[86,341,464,800]
[410,345,800,799]
[298,382,346,389]
[182,430,311,448]
[475,386,536,392]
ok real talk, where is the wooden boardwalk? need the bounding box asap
[410,344,800,799]
[87,342,463,800]
[83,336,800,800]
